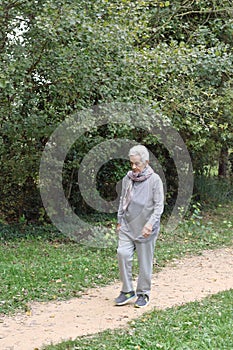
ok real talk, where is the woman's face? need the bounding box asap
[129,155,147,174]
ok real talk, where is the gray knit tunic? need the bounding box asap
[117,171,164,242]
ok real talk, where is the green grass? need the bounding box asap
[43,289,233,350]
[0,227,118,314]
[156,203,233,266]
[0,203,232,315]
[194,176,233,207]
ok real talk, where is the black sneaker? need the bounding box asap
[134,294,150,308]
[115,291,136,306]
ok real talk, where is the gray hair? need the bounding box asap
[128,145,149,164]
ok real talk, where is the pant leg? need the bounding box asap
[135,235,156,296]
[117,231,135,293]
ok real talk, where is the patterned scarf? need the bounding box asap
[122,165,154,211]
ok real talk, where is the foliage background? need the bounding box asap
[0,0,232,223]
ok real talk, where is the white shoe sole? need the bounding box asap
[134,300,150,308]
[115,295,136,306]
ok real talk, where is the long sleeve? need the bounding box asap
[146,174,164,227]
[117,176,128,224]
[117,172,164,238]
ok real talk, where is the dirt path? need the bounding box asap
[1,247,233,350]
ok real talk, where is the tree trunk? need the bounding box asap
[218,146,228,177]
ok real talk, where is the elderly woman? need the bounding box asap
[115,145,164,308]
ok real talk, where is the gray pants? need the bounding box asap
[117,231,157,296]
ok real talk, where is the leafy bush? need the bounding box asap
[194,176,233,207]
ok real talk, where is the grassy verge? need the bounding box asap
[43,289,233,350]
[0,203,232,315]
[156,203,233,265]
[0,229,118,314]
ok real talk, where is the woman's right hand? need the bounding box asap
[116,223,121,232]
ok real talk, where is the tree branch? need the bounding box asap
[175,8,233,17]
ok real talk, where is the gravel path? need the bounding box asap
[1,247,233,350]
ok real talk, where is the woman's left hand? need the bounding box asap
[142,223,153,237]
